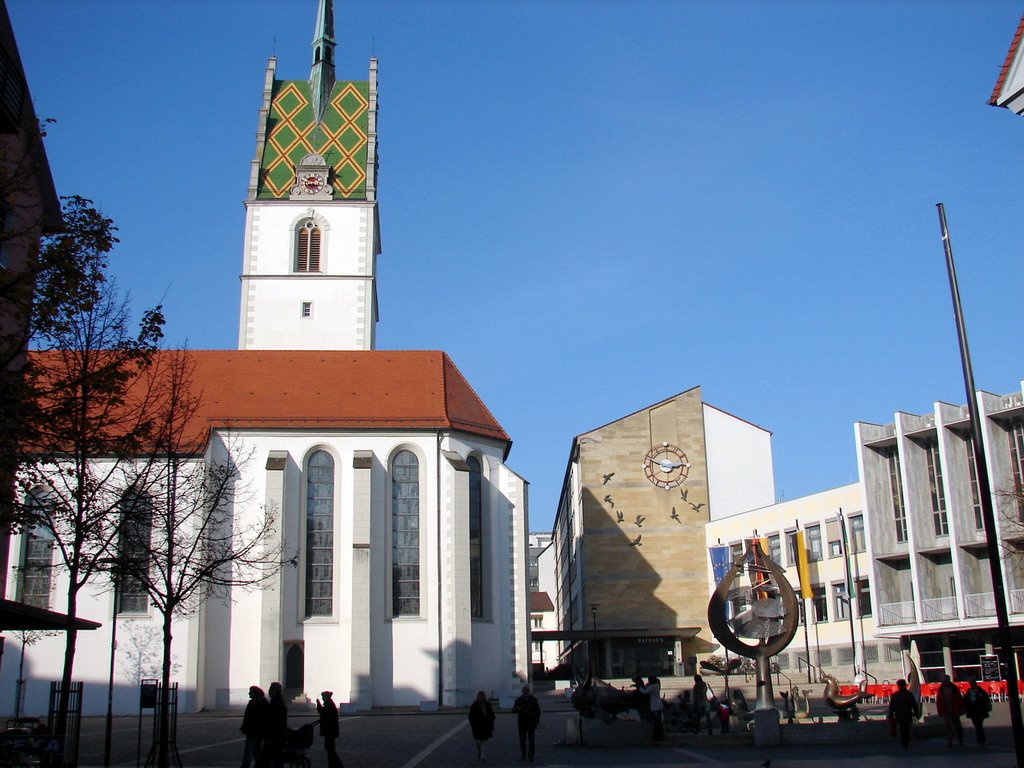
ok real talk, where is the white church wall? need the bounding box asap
[703,403,775,520]
[1,458,200,717]
[239,201,377,350]
[462,455,530,699]
[200,429,524,710]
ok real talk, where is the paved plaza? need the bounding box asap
[68,689,1022,768]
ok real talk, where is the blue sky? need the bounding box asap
[9,0,1024,533]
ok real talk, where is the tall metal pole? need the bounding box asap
[104,576,119,767]
[937,203,1024,768]
[837,509,858,677]
[589,604,599,677]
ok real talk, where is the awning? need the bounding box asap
[531,627,701,641]
[0,599,101,631]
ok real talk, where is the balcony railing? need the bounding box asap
[922,596,958,622]
[879,600,916,626]
[964,592,995,618]
[1011,589,1024,614]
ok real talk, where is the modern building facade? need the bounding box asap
[548,386,774,680]
[706,484,905,685]
[856,383,1024,682]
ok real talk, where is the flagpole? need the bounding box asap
[795,521,812,683]
[837,509,859,677]
[937,203,1024,768]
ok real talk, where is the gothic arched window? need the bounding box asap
[296,220,322,272]
[20,488,55,609]
[118,490,153,614]
[391,450,420,617]
[468,456,484,618]
[305,450,334,617]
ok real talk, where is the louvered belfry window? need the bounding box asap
[296,220,321,272]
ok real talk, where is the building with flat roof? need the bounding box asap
[856,383,1024,681]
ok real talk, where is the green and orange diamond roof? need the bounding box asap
[258,79,370,199]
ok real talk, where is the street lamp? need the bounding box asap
[589,604,599,677]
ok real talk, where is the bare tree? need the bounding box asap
[12,195,164,734]
[118,623,178,685]
[997,484,1024,584]
[115,350,283,768]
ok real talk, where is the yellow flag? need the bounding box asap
[796,530,812,599]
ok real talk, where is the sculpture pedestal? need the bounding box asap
[753,708,781,747]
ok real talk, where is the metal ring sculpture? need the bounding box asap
[707,540,800,711]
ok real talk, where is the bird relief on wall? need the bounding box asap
[601,440,705,547]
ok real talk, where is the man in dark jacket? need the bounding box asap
[240,685,268,768]
[512,684,541,762]
[263,682,288,768]
[316,691,343,768]
[887,678,920,750]
[963,679,992,745]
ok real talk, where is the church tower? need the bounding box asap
[238,0,380,350]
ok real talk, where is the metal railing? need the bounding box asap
[1011,588,1024,614]
[878,600,916,626]
[964,591,996,618]
[794,655,822,683]
[921,596,958,622]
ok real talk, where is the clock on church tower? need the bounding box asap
[289,153,333,200]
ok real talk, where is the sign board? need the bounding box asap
[980,653,1001,682]
[140,679,158,708]
[0,735,63,754]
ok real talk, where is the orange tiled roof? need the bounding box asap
[529,592,555,612]
[990,13,1024,106]
[28,349,510,450]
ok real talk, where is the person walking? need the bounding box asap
[635,676,664,740]
[512,684,541,761]
[316,691,343,768]
[467,690,496,763]
[262,682,288,768]
[936,674,965,747]
[692,675,712,735]
[963,679,991,746]
[240,685,268,768]
[888,678,920,750]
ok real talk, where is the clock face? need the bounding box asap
[303,174,324,193]
[642,442,690,489]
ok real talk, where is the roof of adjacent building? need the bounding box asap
[29,349,511,451]
[529,592,555,612]
[989,13,1024,106]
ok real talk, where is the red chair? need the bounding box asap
[979,681,1004,701]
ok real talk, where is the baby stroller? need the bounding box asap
[281,720,318,768]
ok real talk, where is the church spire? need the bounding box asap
[309,0,336,125]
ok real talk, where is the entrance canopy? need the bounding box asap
[0,599,101,631]
[531,627,701,641]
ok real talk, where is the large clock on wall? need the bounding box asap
[642,442,690,489]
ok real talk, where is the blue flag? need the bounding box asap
[709,545,731,586]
